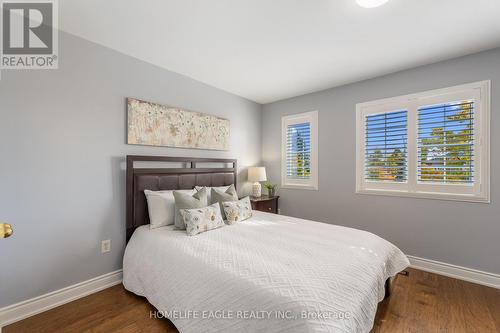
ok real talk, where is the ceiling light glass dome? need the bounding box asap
[356,0,389,8]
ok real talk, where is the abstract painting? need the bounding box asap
[127,98,230,150]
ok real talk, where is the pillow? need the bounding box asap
[211,184,238,219]
[173,187,208,229]
[180,203,225,236]
[222,196,253,224]
[195,185,231,204]
[144,189,194,229]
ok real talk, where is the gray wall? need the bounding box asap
[262,48,500,275]
[0,32,262,307]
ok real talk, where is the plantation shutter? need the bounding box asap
[417,101,474,184]
[357,81,489,202]
[364,110,408,182]
[286,122,311,179]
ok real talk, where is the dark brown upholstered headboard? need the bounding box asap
[126,155,237,241]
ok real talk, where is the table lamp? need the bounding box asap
[248,167,267,197]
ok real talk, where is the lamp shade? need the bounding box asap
[248,167,267,182]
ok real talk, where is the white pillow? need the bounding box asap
[194,185,231,204]
[145,189,194,229]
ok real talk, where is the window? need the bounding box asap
[365,110,408,183]
[282,111,318,190]
[356,81,490,202]
[417,101,474,185]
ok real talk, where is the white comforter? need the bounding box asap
[123,211,409,333]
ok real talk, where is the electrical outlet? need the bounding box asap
[101,240,111,253]
[277,208,281,215]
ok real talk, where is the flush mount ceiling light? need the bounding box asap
[356,0,389,8]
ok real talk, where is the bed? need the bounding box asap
[123,155,409,333]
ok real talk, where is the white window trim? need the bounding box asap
[281,110,319,190]
[356,81,490,203]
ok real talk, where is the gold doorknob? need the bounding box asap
[0,223,13,238]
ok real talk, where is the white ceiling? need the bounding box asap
[60,0,500,104]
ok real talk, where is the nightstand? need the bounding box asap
[249,195,279,214]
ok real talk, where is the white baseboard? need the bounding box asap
[408,255,500,289]
[0,270,123,328]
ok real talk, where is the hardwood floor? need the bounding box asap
[372,269,500,332]
[4,268,500,333]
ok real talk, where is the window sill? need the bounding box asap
[356,188,490,203]
[282,184,319,191]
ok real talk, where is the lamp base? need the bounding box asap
[252,182,262,197]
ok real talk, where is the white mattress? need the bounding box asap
[123,211,409,333]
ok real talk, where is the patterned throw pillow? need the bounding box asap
[180,203,225,236]
[222,196,252,224]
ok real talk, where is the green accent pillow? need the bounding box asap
[173,187,208,229]
[211,184,238,220]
